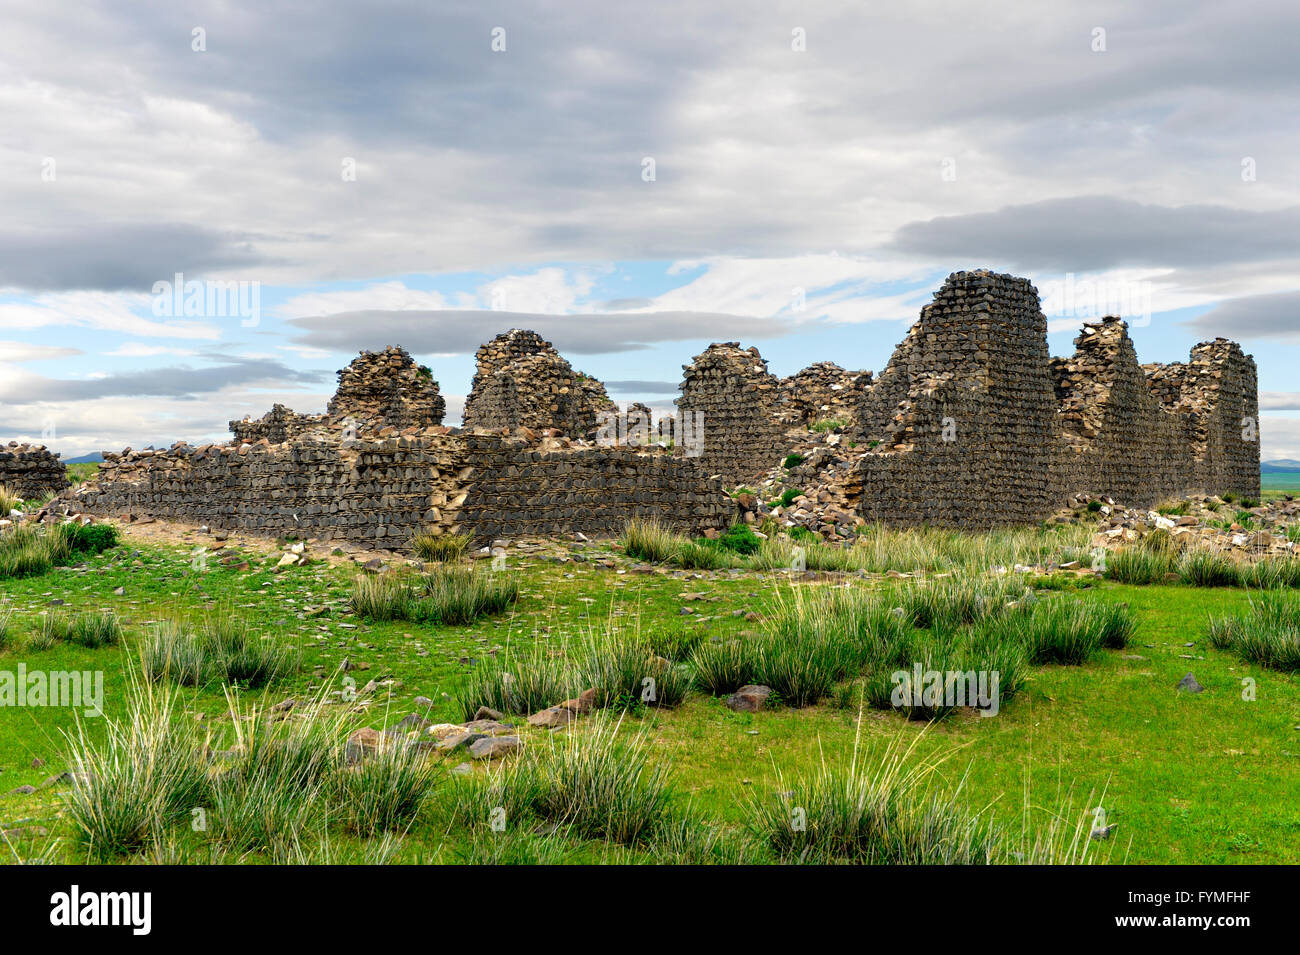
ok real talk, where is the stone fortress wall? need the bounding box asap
[56,269,1260,540]
[0,442,69,501]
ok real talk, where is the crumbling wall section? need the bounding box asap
[229,403,327,444]
[1143,339,1260,498]
[676,342,788,487]
[778,362,873,429]
[1049,317,1191,507]
[0,442,69,501]
[62,433,731,544]
[853,270,1064,527]
[327,346,445,431]
[462,330,615,438]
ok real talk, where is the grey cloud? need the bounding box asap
[286,310,791,355]
[1182,291,1300,340]
[891,198,1300,273]
[1261,392,1300,411]
[0,225,271,293]
[0,357,327,402]
[604,380,681,394]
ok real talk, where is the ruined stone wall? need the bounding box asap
[676,342,789,487]
[462,330,615,438]
[853,271,1065,527]
[1143,339,1260,498]
[229,403,327,444]
[63,433,731,545]
[0,443,69,501]
[778,362,873,428]
[1050,317,1192,507]
[327,346,445,431]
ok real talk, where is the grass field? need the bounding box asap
[2,522,1298,864]
[1263,472,1300,499]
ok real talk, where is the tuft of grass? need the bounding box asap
[141,612,298,689]
[1208,591,1300,671]
[336,744,438,837]
[676,540,738,570]
[576,630,692,709]
[454,646,573,720]
[412,531,470,562]
[62,681,210,862]
[351,566,518,625]
[749,735,1002,864]
[0,484,20,514]
[1177,550,1243,588]
[690,637,760,696]
[418,565,519,625]
[350,572,417,621]
[996,598,1135,665]
[451,715,672,846]
[1104,548,1174,585]
[783,453,806,469]
[620,518,680,563]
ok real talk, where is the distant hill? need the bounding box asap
[64,452,104,464]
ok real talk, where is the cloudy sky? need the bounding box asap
[2,1,1299,458]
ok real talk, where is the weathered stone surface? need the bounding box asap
[469,735,521,759]
[463,330,614,438]
[0,443,68,500]
[725,684,773,712]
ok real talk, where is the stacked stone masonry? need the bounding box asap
[0,443,69,501]
[676,342,791,486]
[65,433,732,544]
[57,269,1260,539]
[462,330,614,438]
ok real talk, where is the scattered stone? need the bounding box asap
[469,736,521,760]
[726,684,773,712]
[1177,672,1205,694]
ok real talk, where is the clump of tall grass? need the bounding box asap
[0,521,119,579]
[350,566,518,625]
[419,565,519,625]
[1208,591,1300,671]
[0,602,12,653]
[39,610,123,649]
[996,598,1135,665]
[890,574,1030,630]
[689,636,759,696]
[0,484,20,514]
[1238,557,1300,590]
[141,613,298,688]
[411,531,470,562]
[448,716,671,845]
[453,646,574,720]
[576,630,691,709]
[620,518,681,563]
[861,624,1029,719]
[1177,549,1243,588]
[675,540,738,570]
[1103,547,1174,585]
[749,735,1002,864]
[336,744,438,837]
[62,681,210,862]
[349,572,418,621]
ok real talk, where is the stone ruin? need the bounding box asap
[62,337,731,544]
[0,442,69,501]
[228,346,445,445]
[750,270,1258,531]
[462,330,614,438]
[54,269,1260,542]
[676,343,790,486]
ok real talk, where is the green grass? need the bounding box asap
[411,531,471,562]
[3,521,1300,864]
[1209,591,1300,671]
